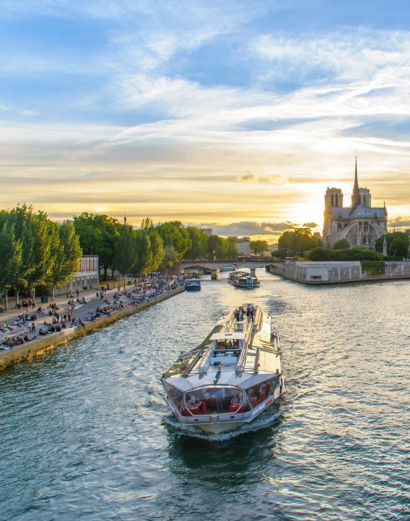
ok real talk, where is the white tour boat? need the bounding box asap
[161,304,284,434]
[219,264,238,272]
[228,271,261,289]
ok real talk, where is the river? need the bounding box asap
[1,270,410,520]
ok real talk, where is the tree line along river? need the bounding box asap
[1,270,410,520]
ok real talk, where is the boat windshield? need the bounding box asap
[182,386,248,416]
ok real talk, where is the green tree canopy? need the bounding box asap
[250,240,269,256]
[133,230,151,276]
[73,212,120,280]
[333,239,350,250]
[156,221,191,260]
[375,232,409,254]
[224,236,238,259]
[271,248,288,259]
[0,222,22,309]
[113,224,138,282]
[308,246,383,261]
[48,220,82,298]
[184,227,208,260]
[140,218,164,272]
[207,234,226,259]
[278,228,322,256]
[161,245,180,272]
[389,238,409,257]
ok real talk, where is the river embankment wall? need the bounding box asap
[0,286,185,371]
[267,260,410,285]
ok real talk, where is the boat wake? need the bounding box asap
[162,410,283,441]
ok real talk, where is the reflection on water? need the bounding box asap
[1,271,410,520]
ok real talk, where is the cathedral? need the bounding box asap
[323,158,388,249]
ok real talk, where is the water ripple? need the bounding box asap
[1,273,410,520]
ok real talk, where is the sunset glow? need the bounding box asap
[1,1,410,239]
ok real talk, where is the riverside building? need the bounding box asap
[323,158,388,249]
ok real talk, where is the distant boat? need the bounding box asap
[185,278,201,292]
[219,264,238,272]
[228,271,260,289]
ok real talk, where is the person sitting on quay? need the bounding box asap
[78,319,85,329]
[3,322,14,331]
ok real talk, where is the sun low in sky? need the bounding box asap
[1,0,410,240]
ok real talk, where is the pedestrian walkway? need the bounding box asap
[1,275,186,353]
[0,286,125,347]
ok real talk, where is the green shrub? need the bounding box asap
[361,261,385,276]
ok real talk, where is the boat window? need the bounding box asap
[163,381,183,412]
[246,377,278,408]
[182,387,249,415]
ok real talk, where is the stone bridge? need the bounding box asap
[180,259,269,277]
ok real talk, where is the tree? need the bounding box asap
[133,230,151,276]
[308,246,383,261]
[140,218,164,272]
[272,248,288,259]
[375,232,409,254]
[278,228,322,256]
[250,240,269,256]
[207,235,225,259]
[113,224,137,286]
[225,236,238,259]
[333,239,350,250]
[73,213,121,280]
[0,223,22,310]
[389,238,409,258]
[156,221,191,261]
[47,221,82,298]
[23,212,56,299]
[161,245,180,272]
[6,205,36,302]
[184,227,208,260]
[309,247,337,261]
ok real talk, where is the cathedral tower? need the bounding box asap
[351,155,361,209]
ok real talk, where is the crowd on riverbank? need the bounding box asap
[0,274,185,352]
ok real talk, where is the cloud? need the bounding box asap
[389,216,410,227]
[251,28,410,86]
[267,174,288,184]
[1,4,410,228]
[202,221,296,237]
[237,171,258,182]
[303,222,319,228]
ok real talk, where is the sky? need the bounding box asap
[1,0,410,241]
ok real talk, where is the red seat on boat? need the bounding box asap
[228,404,240,413]
[183,408,190,416]
[259,392,266,402]
[190,406,200,415]
[249,397,258,407]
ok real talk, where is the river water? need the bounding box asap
[1,271,410,520]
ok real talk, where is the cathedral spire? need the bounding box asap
[351,152,361,209]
